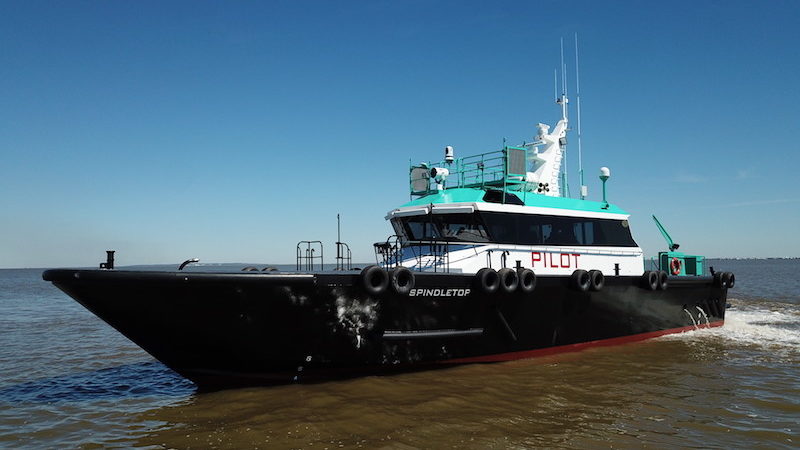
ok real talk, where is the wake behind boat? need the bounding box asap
[43,71,734,389]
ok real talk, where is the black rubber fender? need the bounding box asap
[571,269,590,292]
[714,271,725,288]
[518,268,537,293]
[642,271,658,291]
[589,270,604,291]
[361,265,389,296]
[497,268,519,294]
[722,272,735,289]
[658,270,669,290]
[390,266,415,295]
[475,268,500,295]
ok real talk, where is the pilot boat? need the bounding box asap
[43,91,734,389]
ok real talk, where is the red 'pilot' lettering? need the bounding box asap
[530,252,580,268]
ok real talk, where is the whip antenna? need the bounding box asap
[575,33,586,200]
[554,69,558,103]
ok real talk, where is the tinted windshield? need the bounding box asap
[392,212,637,247]
[393,214,490,242]
[480,212,639,247]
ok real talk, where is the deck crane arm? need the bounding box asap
[652,215,679,251]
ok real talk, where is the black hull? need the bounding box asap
[43,269,728,389]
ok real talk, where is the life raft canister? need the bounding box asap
[670,257,682,275]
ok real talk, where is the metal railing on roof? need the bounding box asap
[410,146,528,198]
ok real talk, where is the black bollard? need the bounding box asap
[100,250,115,270]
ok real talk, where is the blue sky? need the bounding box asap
[2,0,799,268]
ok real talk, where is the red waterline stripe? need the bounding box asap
[442,320,725,364]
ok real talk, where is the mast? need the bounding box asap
[558,38,569,198]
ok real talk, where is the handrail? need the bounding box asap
[410,146,529,198]
[296,241,323,271]
[335,241,352,271]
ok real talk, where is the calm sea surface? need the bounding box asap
[1,260,798,448]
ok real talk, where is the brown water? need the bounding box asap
[1,260,798,448]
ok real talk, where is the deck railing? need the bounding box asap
[410,146,529,197]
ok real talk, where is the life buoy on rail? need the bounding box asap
[670,257,682,275]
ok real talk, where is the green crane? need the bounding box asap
[652,215,680,252]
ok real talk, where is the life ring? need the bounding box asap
[670,258,682,275]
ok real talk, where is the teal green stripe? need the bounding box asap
[401,188,628,215]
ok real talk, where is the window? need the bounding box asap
[393,212,638,247]
[393,214,490,242]
[403,217,440,240]
[437,214,490,242]
[478,212,638,247]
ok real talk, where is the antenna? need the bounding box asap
[554,69,558,103]
[559,37,569,197]
[575,33,586,200]
[559,38,567,121]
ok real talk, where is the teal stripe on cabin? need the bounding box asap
[400,188,629,215]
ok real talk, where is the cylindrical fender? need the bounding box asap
[641,271,658,291]
[518,268,537,294]
[722,272,734,289]
[589,269,604,291]
[361,265,389,296]
[658,270,669,290]
[571,269,590,292]
[475,268,500,295]
[390,266,415,295]
[497,268,519,294]
[713,271,725,288]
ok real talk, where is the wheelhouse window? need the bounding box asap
[392,211,638,247]
[479,212,639,247]
[393,213,490,242]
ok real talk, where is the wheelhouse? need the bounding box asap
[390,210,638,247]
